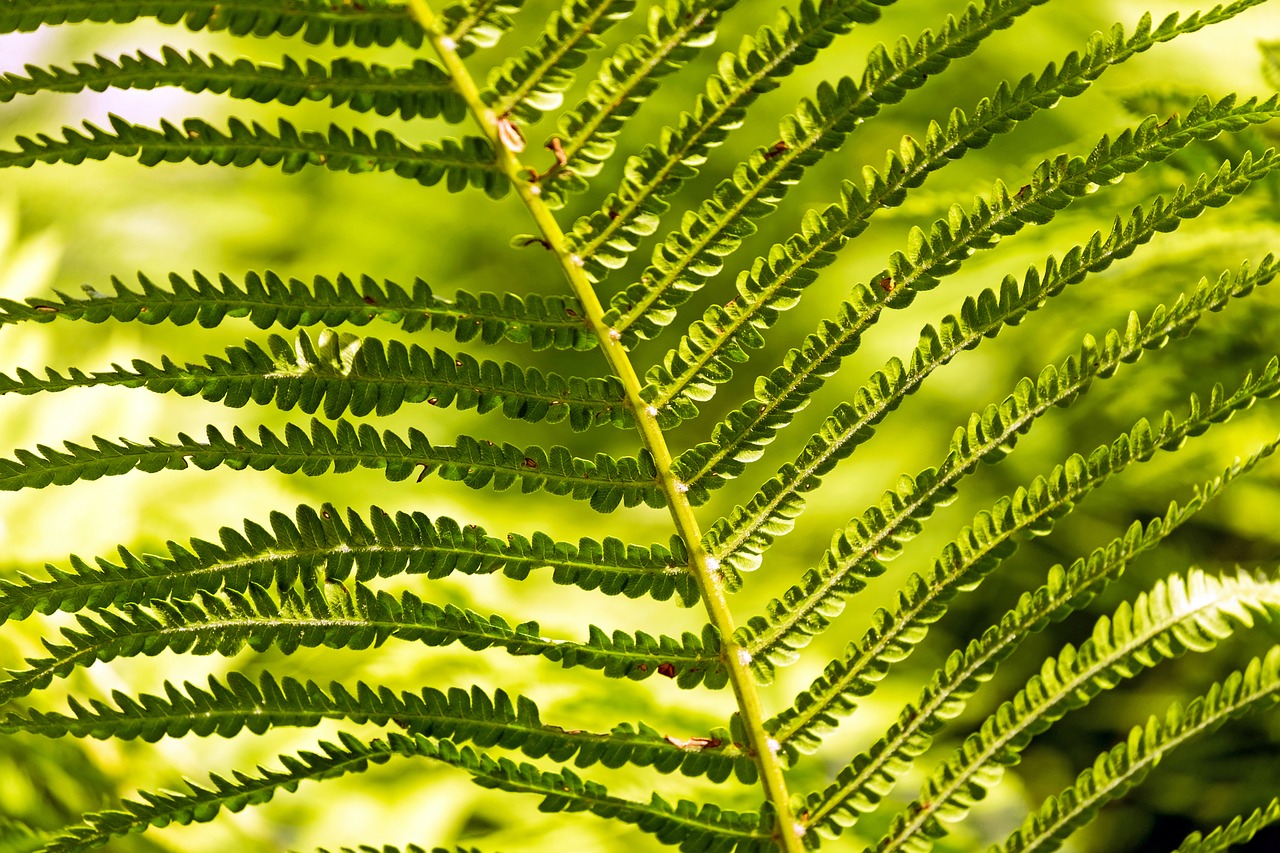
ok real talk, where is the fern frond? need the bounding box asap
[483,0,636,124]
[0,583,726,706]
[674,91,1280,494]
[44,730,753,852]
[439,0,526,57]
[541,0,733,204]
[681,159,1280,499]
[39,730,430,852]
[2,672,754,782]
[0,49,466,122]
[0,116,507,197]
[49,723,765,851]
[997,649,1280,853]
[441,743,768,850]
[0,502,694,624]
[564,0,896,274]
[872,569,1280,853]
[767,362,1280,755]
[647,53,1277,416]
[0,271,595,349]
[0,328,631,429]
[712,251,1279,587]
[1173,796,1280,853]
[604,0,1076,343]
[799,438,1280,836]
[0,0,423,47]
[0,419,664,513]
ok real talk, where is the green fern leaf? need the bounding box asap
[645,18,1277,414]
[439,0,526,57]
[67,729,748,853]
[37,731,454,852]
[1,672,754,781]
[0,0,423,47]
[710,252,1279,588]
[1172,796,1280,853]
[798,437,1280,836]
[0,582,725,706]
[0,48,466,121]
[0,328,631,428]
[483,0,636,124]
[0,115,507,196]
[872,569,1280,853]
[997,649,1280,853]
[766,360,1280,756]
[674,91,1280,496]
[0,420,663,512]
[0,271,595,349]
[40,729,765,850]
[604,0,1073,343]
[0,502,694,624]
[538,0,734,206]
[564,0,896,277]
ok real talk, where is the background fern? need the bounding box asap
[3,1,1280,851]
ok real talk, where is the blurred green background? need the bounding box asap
[4,1,1280,850]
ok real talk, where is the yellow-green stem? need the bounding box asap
[407,3,801,850]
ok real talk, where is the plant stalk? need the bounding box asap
[407,3,802,849]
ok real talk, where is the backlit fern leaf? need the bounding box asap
[1,672,755,781]
[0,48,467,122]
[803,449,1280,833]
[0,0,423,47]
[538,0,734,206]
[0,270,596,349]
[40,730,437,852]
[797,439,1280,836]
[439,0,526,57]
[646,36,1277,414]
[5,0,1280,850]
[0,419,664,512]
[872,569,1280,853]
[673,93,1280,490]
[709,250,1280,584]
[1172,796,1280,853]
[0,581,725,706]
[565,0,896,279]
[0,115,508,196]
[0,502,694,624]
[0,328,632,428]
[43,729,763,853]
[605,0,1079,343]
[997,647,1280,853]
[483,0,636,123]
[767,361,1280,754]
